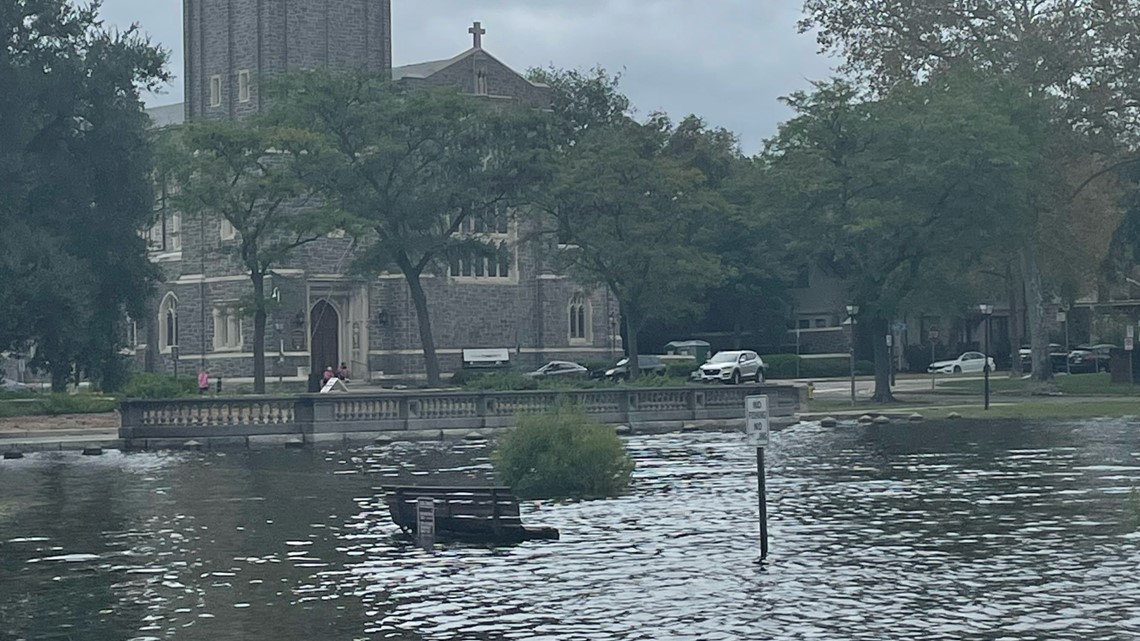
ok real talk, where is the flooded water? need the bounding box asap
[2,418,1140,640]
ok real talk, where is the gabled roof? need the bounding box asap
[391,51,469,80]
[392,47,549,89]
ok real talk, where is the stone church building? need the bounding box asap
[139,0,618,383]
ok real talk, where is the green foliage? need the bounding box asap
[763,354,873,378]
[762,354,801,379]
[0,1,169,391]
[0,394,117,418]
[526,66,632,145]
[799,0,1140,384]
[542,114,724,371]
[764,72,1050,399]
[454,369,692,391]
[268,73,547,386]
[457,370,539,391]
[492,405,634,500]
[157,119,336,393]
[121,373,198,399]
[665,359,697,379]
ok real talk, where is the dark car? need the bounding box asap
[524,360,589,379]
[603,355,667,380]
[1068,344,1115,374]
[1019,344,1066,371]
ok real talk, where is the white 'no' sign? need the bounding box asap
[745,395,770,447]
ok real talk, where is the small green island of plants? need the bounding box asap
[492,405,635,500]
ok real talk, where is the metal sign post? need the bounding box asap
[1128,326,1135,386]
[745,395,770,560]
[928,328,939,392]
[886,334,895,387]
[416,497,436,550]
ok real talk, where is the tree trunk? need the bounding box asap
[1006,260,1023,378]
[869,315,896,403]
[251,272,267,394]
[402,266,442,387]
[1020,246,1053,381]
[50,360,69,393]
[624,310,640,381]
[731,303,743,350]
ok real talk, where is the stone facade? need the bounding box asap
[140,7,617,383]
[394,49,552,110]
[184,0,392,120]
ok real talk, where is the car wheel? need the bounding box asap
[731,370,741,385]
[755,370,764,384]
[953,366,962,373]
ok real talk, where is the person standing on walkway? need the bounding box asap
[197,369,210,395]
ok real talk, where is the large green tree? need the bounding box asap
[800,0,1140,381]
[269,73,545,386]
[542,116,724,377]
[0,0,168,390]
[666,116,796,348]
[159,120,336,393]
[764,73,1045,401]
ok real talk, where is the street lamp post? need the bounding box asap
[846,305,859,407]
[1058,308,1070,375]
[980,304,993,410]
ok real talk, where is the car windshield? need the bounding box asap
[709,352,738,364]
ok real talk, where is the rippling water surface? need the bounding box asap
[2,418,1140,640]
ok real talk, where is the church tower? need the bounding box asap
[184,0,392,121]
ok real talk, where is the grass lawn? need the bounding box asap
[805,392,1140,420]
[0,394,118,418]
[939,373,1140,397]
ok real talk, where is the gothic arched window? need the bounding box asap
[569,294,590,343]
[159,293,179,353]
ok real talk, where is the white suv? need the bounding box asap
[696,351,765,384]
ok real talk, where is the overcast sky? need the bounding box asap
[98,0,836,153]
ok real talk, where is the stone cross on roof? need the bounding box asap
[469,21,486,49]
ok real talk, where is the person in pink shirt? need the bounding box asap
[197,369,210,395]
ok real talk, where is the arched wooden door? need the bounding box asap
[310,300,340,375]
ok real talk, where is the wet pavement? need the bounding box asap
[1,418,1139,640]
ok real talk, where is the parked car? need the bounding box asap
[1019,343,1066,371]
[1068,344,1115,374]
[695,350,766,384]
[928,351,995,374]
[524,361,589,379]
[604,355,667,380]
[0,377,29,392]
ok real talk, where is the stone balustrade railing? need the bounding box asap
[119,384,804,443]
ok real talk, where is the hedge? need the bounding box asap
[763,354,874,379]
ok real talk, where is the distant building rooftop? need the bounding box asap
[146,103,185,128]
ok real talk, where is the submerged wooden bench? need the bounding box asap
[384,485,559,544]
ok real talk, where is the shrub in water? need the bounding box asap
[492,405,634,500]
